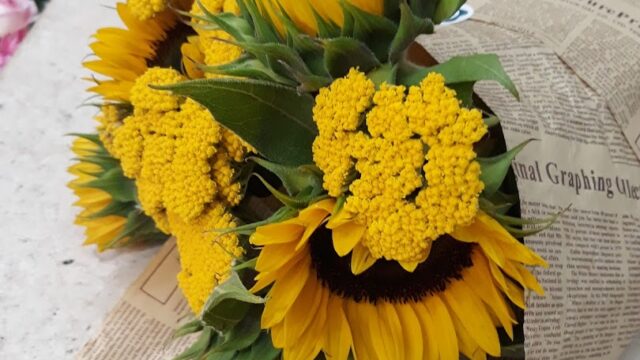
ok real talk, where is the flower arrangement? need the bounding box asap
[70,0,560,359]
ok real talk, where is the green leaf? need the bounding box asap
[244,332,281,360]
[477,139,535,197]
[389,2,434,63]
[201,272,264,332]
[87,200,136,219]
[252,174,316,209]
[232,258,257,271]
[242,0,280,43]
[107,210,166,249]
[240,42,310,78]
[341,2,399,62]
[323,37,381,78]
[250,157,323,196]
[434,0,466,24]
[484,115,500,127]
[449,82,473,107]
[313,9,341,38]
[200,58,296,86]
[368,63,398,87]
[173,327,215,360]
[214,306,262,352]
[501,344,525,359]
[83,167,137,203]
[158,78,317,166]
[383,0,401,20]
[196,3,254,42]
[409,0,437,18]
[399,54,519,100]
[206,351,236,360]
[174,319,205,339]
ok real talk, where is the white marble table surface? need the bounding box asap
[0,1,161,358]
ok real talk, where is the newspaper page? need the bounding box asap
[418,1,640,358]
[77,239,192,360]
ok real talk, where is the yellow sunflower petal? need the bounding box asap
[423,296,458,360]
[283,274,323,346]
[255,241,300,273]
[464,252,516,338]
[324,295,353,360]
[297,209,330,250]
[345,301,377,360]
[251,250,306,293]
[441,280,501,356]
[332,221,365,256]
[350,243,376,275]
[451,313,488,360]
[285,286,329,360]
[363,302,391,359]
[252,222,305,246]
[395,303,423,360]
[378,302,405,359]
[261,255,311,328]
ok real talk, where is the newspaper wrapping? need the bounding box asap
[79,0,640,359]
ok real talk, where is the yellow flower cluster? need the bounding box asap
[182,1,243,79]
[313,70,487,263]
[110,67,252,311]
[95,105,125,154]
[126,0,166,20]
[170,204,243,313]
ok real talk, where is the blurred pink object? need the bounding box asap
[0,0,37,68]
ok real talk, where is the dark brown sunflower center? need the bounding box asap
[148,22,195,71]
[309,226,475,303]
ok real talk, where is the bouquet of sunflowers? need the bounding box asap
[70,0,560,359]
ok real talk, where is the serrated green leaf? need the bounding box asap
[389,2,434,63]
[173,327,215,360]
[323,37,381,78]
[313,9,341,38]
[243,0,280,43]
[477,139,535,197]
[158,78,317,166]
[341,2,398,62]
[250,157,323,196]
[83,167,137,203]
[399,54,519,100]
[201,58,295,85]
[201,272,264,332]
[200,6,255,43]
[434,0,466,24]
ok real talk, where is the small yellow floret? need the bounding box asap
[170,205,244,313]
[130,67,185,113]
[313,70,488,263]
[127,0,166,20]
[96,105,125,153]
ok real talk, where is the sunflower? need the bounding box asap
[84,2,192,101]
[68,138,130,251]
[260,0,384,35]
[250,198,546,360]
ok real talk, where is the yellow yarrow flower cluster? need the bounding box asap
[126,0,166,20]
[313,70,487,263]
[110,67,252,311]
[170,204,244,313]
[95,105,127,154]
[182,1,243,79]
